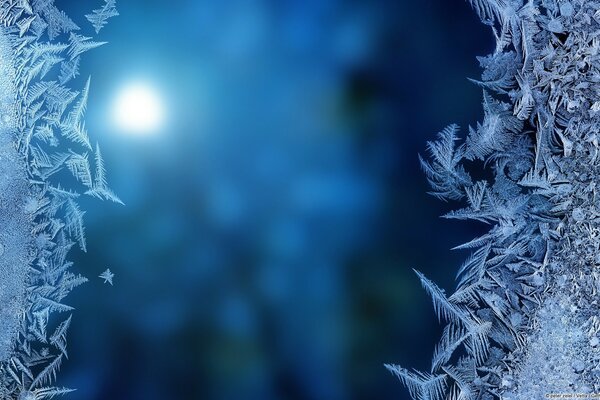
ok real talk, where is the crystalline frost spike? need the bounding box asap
[388,1,600,399]
[0,1,119,398]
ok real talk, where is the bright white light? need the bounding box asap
[112,83,165,135]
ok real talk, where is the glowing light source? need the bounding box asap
[112,82,165,135]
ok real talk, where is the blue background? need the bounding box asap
[56,0,493,399]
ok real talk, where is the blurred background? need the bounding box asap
[56,0,494,399]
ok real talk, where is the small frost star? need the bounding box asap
[99,268,115,285]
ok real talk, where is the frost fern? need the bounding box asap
[0,1,119,398]
[389,0,600,398]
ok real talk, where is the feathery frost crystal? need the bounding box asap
[387,0,600,398]
[0,0,119,398]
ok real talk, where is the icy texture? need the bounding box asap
[0,1,119,398]
[387,1,600,399]
[0,28,31,363]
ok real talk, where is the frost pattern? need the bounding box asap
[99,268,114,286]
[388,1,600,399]
[0,1,118,398]
[85,0,118,35]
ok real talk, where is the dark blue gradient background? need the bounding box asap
[55,1,493,399]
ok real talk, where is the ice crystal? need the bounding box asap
[388,0,600,399]
[85,0,118,34]
[99,268,114,285]
[0,0,118,398]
